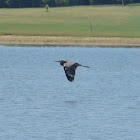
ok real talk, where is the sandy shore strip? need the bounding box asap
[0,35,140,46]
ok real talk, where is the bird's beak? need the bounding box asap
[54,60,61,62]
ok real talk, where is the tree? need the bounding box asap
[0,0,139,8]
[42,0,56,7]
[5,0,10,7]
[79,0,90,5]
[89,0,93,5]
[42,0,47,4]
[45,4,49,11]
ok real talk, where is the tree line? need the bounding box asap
[0,0,140,8]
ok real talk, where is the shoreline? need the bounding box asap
[0,35,140,47]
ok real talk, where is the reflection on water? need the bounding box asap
[0,45,140,140]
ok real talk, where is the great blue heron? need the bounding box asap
[55,60,90,82]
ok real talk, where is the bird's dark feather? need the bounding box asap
[64,67,75,82]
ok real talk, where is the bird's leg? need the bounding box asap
[81,65,90,68]
[78,63,89,68]
[78,63,90,68]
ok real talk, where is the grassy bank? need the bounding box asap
[0,6,140,38]
[0,35,140,46]
[0,6,140,46]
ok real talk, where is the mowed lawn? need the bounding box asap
[0,5,140,37]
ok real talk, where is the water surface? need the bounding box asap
[0,45,140,140]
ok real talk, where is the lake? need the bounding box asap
[0,45,140,140]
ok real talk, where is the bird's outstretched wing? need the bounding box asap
[63,67,76,82]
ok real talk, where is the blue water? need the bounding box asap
[0,45,140,140]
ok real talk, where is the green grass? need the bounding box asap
[128,3,140,6]
[0,5,140,37]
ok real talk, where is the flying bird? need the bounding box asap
[55,60,90,82]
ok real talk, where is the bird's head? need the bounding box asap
[55,60,67,66]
